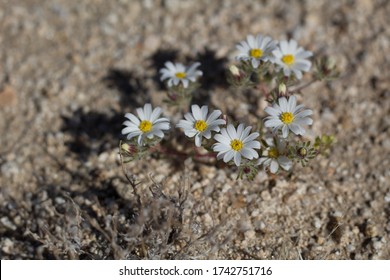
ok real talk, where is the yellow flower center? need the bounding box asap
[250,48,263,59]
[175,72,186,79]
[230,139,244,151]
[268,147,279,159]
[139,120,152,133]
[280,112,294,124]
[298,147,307,157]
[282,54,295,65]
[194,120,207,132]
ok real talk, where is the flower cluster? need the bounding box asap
[120,33,337,180]
[159,62,202,108]
[234,35,313,81]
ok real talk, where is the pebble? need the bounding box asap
[1,217,17,231]
[2,238,14,254]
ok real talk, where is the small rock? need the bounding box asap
[0,85,18,107]
[2,238,14,254]
[1,216,16,231]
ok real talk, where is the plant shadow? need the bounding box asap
[60,109,123,161]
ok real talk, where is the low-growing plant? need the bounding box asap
[120,34,337,180]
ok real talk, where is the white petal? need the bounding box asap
[186,62,201,75]
[283,67,292,77]
[122,126,139,134]
[150,107,162,122]
[265,106,281,116]
[243,133,259,144]
[202,130,212,139]
[137,135,144,145]
[278,156,292,171]
[173,77,180,86]
[292,104,305,114]
[220,128,230,140]
[176,120,193,129]
[282,125,289,138]
[289,123,304,135]
[278,97,288,111]
[125,113,140,125]
[270,160,279,173]
[241,147,258,159]
[294,60,311,71]
[182,79,189,88]
[143,104,152,119]
[192,104,202,120]
[295,117,313,125]
[176,63,186,72]
[289,39,298,52]
[233,152,241,166]
[295,49,313,59]
[200,105,208,120]
[184,112,195,122]
[152,129,164,138]
[213,143,230,153]
[160,70,172,81]
[279,41,289,54]
[247,35,256,48]
[209,119,226,127]
[227,124,237,139]
[154,117,169,124]
[251,59,260,69]
[214,133,230,145]
[264,118,283,128]
[272,49,283,59]
[153,122,170,131]
[206,110,221,123]
[240,126,252,140]
[295,109,313,119]
[257,157,268,165]
[236,124,246,138]
[292,69,303,80]
[136,108,145,120]
[223,150,234,163]
[195,134,202,147]
[245,141,261,149]
[185,129,197,137]
[165,62,177,72]
[288,96,297,112]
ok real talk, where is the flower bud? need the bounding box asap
[229,65,241,77]
[278,83,287,95]
[121,143,137,154]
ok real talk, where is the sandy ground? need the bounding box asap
[0,0,389,259]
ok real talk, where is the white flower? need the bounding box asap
[272,39,313,79]
[159,61,202,88]
[236,34,277,68]
[213,124,260,166]
[176,105,226,147]
[257,138,292,173]
[264,95,313,138]
[122,103,170,146]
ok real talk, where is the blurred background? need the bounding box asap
[0,0,389,259]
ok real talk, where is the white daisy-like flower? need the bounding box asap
[159,61,203,88]
[213,124,260,166]
[176,105,226,147]
[122,103,170,146]
[272,39,313,79]
[264,95,313,138]
[257,138,292,174]
[236,34,277,68]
